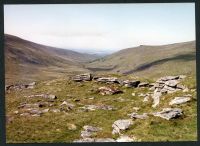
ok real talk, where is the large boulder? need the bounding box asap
[73,73,93,82]
[152,108,183,120]
[169,96,191,105]
[112,119,133,135]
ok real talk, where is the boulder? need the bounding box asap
[81,125,101,138]
[152,108,183,120]
[73,73,93,82]
[152,89,162,108]
[169,96,191,105]
[112,119,133,135]
[96,77,120,84]
[27,94,57,99]
[138,82,149,87]
[123,80,140,88]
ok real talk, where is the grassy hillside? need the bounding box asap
[86,41,196,79]
[6,74,197,142]
[5,34,98,84]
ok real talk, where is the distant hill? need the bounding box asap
[86,41,196,79]
[5,34,98,84]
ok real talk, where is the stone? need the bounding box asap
[73,73,93,82]
[116,135,136,142]
[158,76,179,81]
[112,119,133,135]
[98,86,123,95]
[143,96,150,102]
[183,88,189,92]
[96,77,120,84]
[131,93,136,96]
[129,112,148,119]
[169,97,191,105]
[42,108,49,113]
[83,125,101,132]
[27,94,57,99]
[74,138,95,142]
[152,108,183,120]
[165,80,179,87]
[123,80,140,88]
[67,123,77,130]
[51,109,60,113]
[138,82,149,87]
[95,138,116,142]
[60,101,75,108]
[81,105,116,111]
[152,89,162,108]
[132,107,140,112]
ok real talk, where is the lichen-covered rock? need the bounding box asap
[152,108,183,120]
[73,73,93,82]
[169,96,191,105]
[129,112,148,119]
[112,119,133,135]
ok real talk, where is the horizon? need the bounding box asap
[4,3,195,54]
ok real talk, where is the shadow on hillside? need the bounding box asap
[124,53,196,74]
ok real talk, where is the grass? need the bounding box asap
[6,73,197,143]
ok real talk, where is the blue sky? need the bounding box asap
[4,3,195,54]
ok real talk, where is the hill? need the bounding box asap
[86,41,196,79]
[5,34,98,84]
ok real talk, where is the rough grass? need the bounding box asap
[6,74,197,143]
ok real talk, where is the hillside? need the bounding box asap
[86,41,196,79]
[5,34,98,84]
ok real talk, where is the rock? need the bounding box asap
[152,89,162,108]
[131,93,136,96]
[18,103,39,109]
[51,109,60,113]
[158,76,179,81]
[123,80,140,88]
[165,80,179,87]
[98,86,123,95]
[183,88,189,92]
[27,82,36,89]
[95,138,116,142]
[81,125,101,138]
[42,108,49,113]
[13,111,19,114]
[81,105,116,111]
[5,82,36,92]
[60,101,75,109]
[27,94,57,99]
[73,73,93,82]
[138,93,147,97]
[132,107,140,112]
[112,119,133,135]
[67,123,77,130]
[138,82,149,87]
[96,77,120,84]
[152,108,183,120]
[20,113,31,116]
[74,138,95,142]
[129,112,148,119]
[143,96,150,102]
[83,125,102,132]
[116,135,136,142]
[179,75,187,79]
[169,97,191,105]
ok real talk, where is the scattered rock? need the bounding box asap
[94,138,116,142]
[96,77,120,84]
[112,119,133,135]
[81,125,102,138]
[26,94,57,99]
[5,82,36,92]
[73,73,93,82]
[169,96,191,105]
[60,101,75,109]
[129,112,148,119]
[132,107,140,112]
[67,123,77,130]
[81,105,116,111]
[122,80,140,88]
[143,95,150,102]
[152,108,183,120]
[138,82,149,88]
[152,89,162,108]
[131,93,136,96]
[98,86,123,95]
[116,135,136,142]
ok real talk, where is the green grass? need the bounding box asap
[6,74,197,143]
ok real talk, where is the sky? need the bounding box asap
[4,3,195,54]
